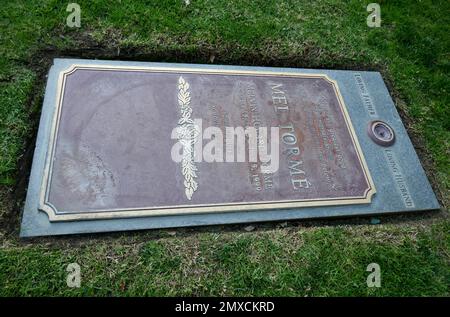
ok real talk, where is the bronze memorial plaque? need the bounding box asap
[39,64,375,221]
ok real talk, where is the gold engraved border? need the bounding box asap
[39,64,376,222]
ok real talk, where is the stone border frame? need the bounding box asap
[19,59,439,237]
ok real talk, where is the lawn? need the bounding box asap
[0,0,448,296]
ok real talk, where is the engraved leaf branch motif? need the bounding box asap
[177,76,199,200]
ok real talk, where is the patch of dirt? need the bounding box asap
[1,30,447,246]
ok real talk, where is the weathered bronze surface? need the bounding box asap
[40,65,374,221]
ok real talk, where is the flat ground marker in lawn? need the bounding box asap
[20,59,439,237]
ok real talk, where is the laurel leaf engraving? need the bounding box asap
[177,76,198,200]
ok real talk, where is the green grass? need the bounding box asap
[0,0,449,296]
[1,222,448,296]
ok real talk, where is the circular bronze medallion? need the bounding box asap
[367,120,395,146]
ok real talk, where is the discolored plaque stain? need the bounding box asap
[58,144,117,208]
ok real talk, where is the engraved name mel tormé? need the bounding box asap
[39,66,374,221]
[270,83,312,191]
